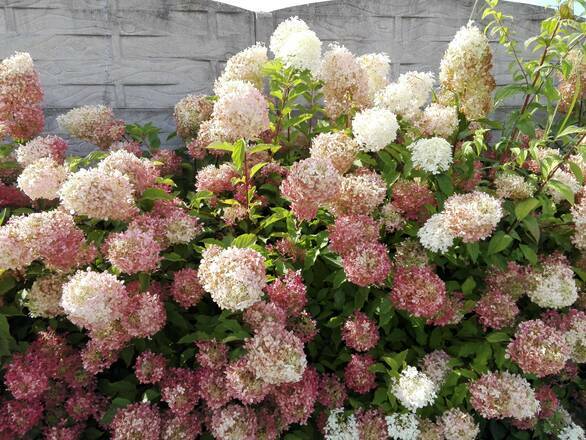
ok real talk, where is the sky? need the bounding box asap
[217,0,584,13]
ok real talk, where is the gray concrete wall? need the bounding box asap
[0,0,548,154]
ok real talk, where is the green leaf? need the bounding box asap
[249,143,281,154]
[522,216,540,243]
[249,162,267,179]
[0,314,14,356]
[548,179,575,204]
[486,332,510,343]
[514,198,540,220]
[232,233,257,248]
[487,231,513,255]
[140,188,174,201]
[555,125,586,139]
[231,140,246,171]
[519,244,538,264]
[206,141,234,152]
[436,174,454,195]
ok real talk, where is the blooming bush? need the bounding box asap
[0,1,585,439]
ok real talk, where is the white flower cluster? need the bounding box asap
[15,135,66,167]
[547,169,580,203]
[386,413,420,440]
[528,260,578,309]
[558,422,586,440]
[407,137,453,174]
[416,103,459,139]
[61,270,127,332]
[22,274,67,319]
[375,71,435,120]
[357,53,391,99]
[198,245,266,311]
[309,132,359,173]
[270,17,322,74]
[352,107,399,152]
[391,366,437,412]
[417,213,454,253]
[98,149,157,195]
[216,43,268,90]
[438,408,480,440]
[495,173,535,200]
[324,408,360,440]
[0,51,34,77]
[59,167,137,221]
[17,157,68,200]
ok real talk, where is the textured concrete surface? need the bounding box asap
[0,0,548,153]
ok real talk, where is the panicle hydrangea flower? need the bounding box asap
[331,169,387,216]
[558,48,586,112]
[171,268,205,309]
[341,311,380,352]
[17,157,68,200]
[173,94,213,141]
[4,104,44,140]
[4,352,49,400]
[356,408,387,440]
[216,43,268,90]
[0,399,44,437]
[211,80,269,141]
[243,301,287,333]
[273,366,319,426]
[385,413,420,440]
[60,167,138,221]
[495,173,535,200]
[110,139,142,156]
[265,270,307,316]
[416,103,459,139]
[80,338,119,374]
[198,245,266,311]
[0,182,30,208]
[375,71,435,120]
[352,107,399,152]
[379,201,405,232]
[439,23,495,120]
[134,350,166,384]
[535,385,559,419]
[558,422,586,440]
[328,214,380,256]
[61,269,128,332]
[195,339,229,369]
[15,135,68,166]
[195,163,237,194]
[468,371,540,420]
[407,137,453,175]
[161,411,203,440]
[196,367,231,410]
[485,261,534,299]
[324,408,360,440]
[507,319,571,377]
[319,43,371,118]
[391,179,436,221]
[475,290,519,330]
[0,52,42,104]
[225,357,272,404]
[391,366,436,412]
[270,17,321,73]
[98,149,159,195]
[211,403,257,440]
[437,408,479,440]
[419,350,452,387]
[57,105,125,149]
[280,157,341,220]
[288,309,318,343]
[151,148,182,176]
[559,309,586,363]
[393,239,429,269]
[391,266,447,318]
[110,403,161,440]
[160,368,200,416]
[309,131,359,173]
[528,254,578,308]
[342,241,392,287]
[43,424,84,440]
[442,191,503,242]
[357,53,391,100]
[546,169,580,203]
[103,228,161,274]
[344,353,377,394]
[245,322,307,385]
[318,373,348,409]
[22,273,67,318]
[149,199,202,245]
[418,419,443,440]
[121,291,166,338]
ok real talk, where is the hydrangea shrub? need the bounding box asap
[0,1,585,439]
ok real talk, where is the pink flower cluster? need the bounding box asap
[0,52,44,140]
[390,265,447,319]
[475,289,519,330]
[57,105,125,149]
[341,311,380,352]
[1,331,105,438]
